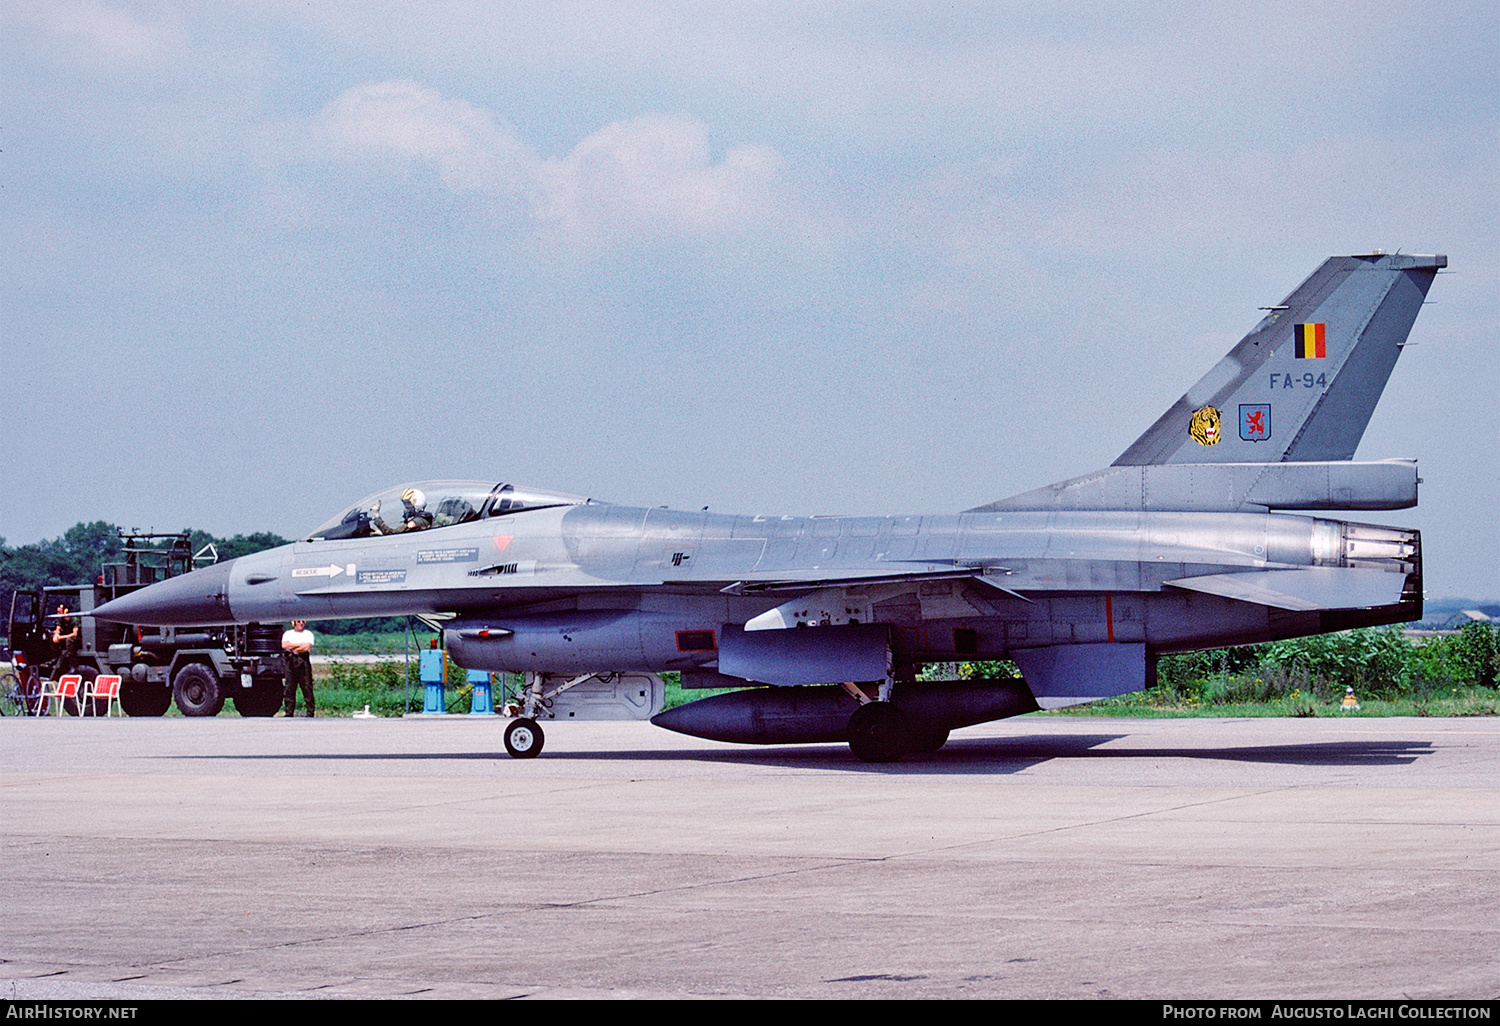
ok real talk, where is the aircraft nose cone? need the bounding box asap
[93,558,239,626]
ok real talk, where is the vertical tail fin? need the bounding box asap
[1114,252,1445,467]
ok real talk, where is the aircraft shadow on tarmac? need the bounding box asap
[166,733,1435,774]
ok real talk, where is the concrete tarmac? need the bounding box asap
[1,713,1496,1000]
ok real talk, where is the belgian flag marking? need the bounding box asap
[1293,322,1326,359]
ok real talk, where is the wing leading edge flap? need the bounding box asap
[1013,643,1147,710]
[1165,567,1406,611]
[720,566,987,594]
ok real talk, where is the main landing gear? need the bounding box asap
[847,700,905,763]
[841,679,948,763]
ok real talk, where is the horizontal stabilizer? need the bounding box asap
[1013,643,1147,710]
[971,460,1418,513]
[1165,567,1407,611]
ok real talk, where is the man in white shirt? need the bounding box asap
[281,620,315,717]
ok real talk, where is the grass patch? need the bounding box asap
[306,657,452,716]
[1055,683,1499,718]
[301,663,722,717]
[313,631,417,656]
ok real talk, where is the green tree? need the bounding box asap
[1,521,124,611]
[3,523,291,615]
[1258,628,1416,698]
[1414,621,1499,689]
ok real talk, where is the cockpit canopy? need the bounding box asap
[307,481,591,541]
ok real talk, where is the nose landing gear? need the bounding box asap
[503,717,544,759]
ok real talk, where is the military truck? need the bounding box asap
[6,531,287,717]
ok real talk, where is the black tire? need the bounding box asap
[904,725,950,755]
[172,663,225,717]
[74,668,100,716]
[847,701,907,763]
[504,717,544,759]
[120,679,172,717]
[233,678,283,718]
[0,672,24,716]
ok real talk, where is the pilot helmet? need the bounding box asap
[402,487,426,510]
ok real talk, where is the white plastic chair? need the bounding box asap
[41,674,81,716]
[85,674,123,717]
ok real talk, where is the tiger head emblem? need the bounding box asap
[1189,404,1221,446]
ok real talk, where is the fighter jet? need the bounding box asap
[95,252,1444,761]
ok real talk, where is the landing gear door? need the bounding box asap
[513,672,666,721]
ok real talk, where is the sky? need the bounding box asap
[2,1,1496,600]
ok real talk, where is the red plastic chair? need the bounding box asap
[41,674,82,716]
[85,674,123,717]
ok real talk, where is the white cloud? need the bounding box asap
[536,115,787,242]
[312,79,535,196]
[311,80,791,245]
[17,0,184,65]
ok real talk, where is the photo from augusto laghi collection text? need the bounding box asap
[1161,1005,1493,1020]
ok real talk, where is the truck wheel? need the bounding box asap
[74,668,100,716]
[233,678,282,718]
[120,679,171,717]
[172,664,225,717]
[0,672,24,716]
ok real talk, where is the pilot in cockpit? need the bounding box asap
[370,487,434,535]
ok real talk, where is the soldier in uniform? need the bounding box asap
[281,619,315,717]
[51,603,80,676]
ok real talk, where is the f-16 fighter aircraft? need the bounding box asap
[95,252,1444,761]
